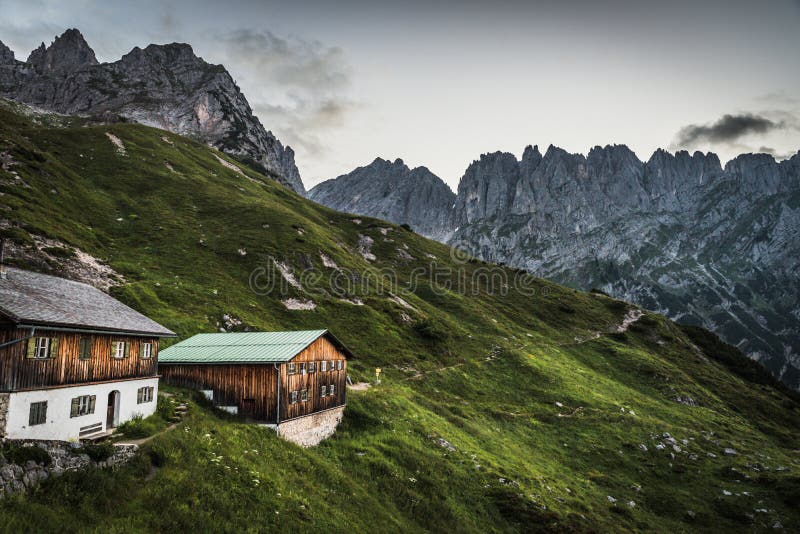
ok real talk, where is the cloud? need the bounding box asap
[675,113,783,146]
[757,146,798,161]
[211,29,357,158]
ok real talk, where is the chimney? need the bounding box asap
[0,238,7,279]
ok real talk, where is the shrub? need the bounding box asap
[116,413,164,439]
[0,443,52,466]
[77,442,116,462]
[412,317,449,342]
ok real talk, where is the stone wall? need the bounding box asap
[0,440,138,498]
[0,394,8,439]
[277,406,345,447]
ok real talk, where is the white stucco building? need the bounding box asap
[0,267,175,441]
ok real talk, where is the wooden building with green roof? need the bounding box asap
[159,330,350,439]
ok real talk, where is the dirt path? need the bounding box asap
[567,308,643,346]
[116,422,179,447]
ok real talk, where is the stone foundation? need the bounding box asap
[277,406,345,447]
[0,394,8,439]
[0,440,138,498]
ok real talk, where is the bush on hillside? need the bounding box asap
[0,443,51,466]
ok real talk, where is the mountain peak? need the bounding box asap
[0,40,15,64]
[26,28,98,75]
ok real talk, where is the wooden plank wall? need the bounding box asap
[160,334,348,423]
[281,336,347,421]
[160,364,279,422]
[0,327,159,391]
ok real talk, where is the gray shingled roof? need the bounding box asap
[0,267,175,336]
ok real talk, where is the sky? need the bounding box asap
[1,0,799,190]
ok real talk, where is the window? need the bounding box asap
[290,391,298,404]
[29,401,47,426]
[301,388,308,402]
[35,337,50,359]
[308,362,316,373]
[288,362,296,375]
[329,384,335,397]
[321,361,327,372]
[78,337,92,360]
[137,386,155,404]
[112,341,128,359]
[140,342,152,359]
[337,360,344,370]
[298,363,307,374]
[70,395,96,418]
[27,337,57,359]
[321,385,327,397]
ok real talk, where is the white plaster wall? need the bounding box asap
[4,378,159,441]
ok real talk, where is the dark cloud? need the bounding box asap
[211,29,356,157]
[757,146,798,161]
[675,113,782,146]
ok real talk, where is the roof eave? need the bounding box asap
[15,320,177,338]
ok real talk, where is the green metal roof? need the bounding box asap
[158,329,352,364]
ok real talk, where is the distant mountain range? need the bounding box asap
[310,145,800,390]
[0,29,304,193]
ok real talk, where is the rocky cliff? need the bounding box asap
[309,157,456,239]
[0,29,304,193]
[311,144,800,389]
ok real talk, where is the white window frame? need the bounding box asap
[71,395,94,417]
[288,362,296,375]
[140,342,152,359]
[329,384,335,396]
[34,337,50,359]
[308,362,316,373]
[298,363,307,374]
[321,385,327,397]
[301,388,308,402]
[114,341,126,359]
[321,361,327,372]
[290,391,298,404]
[138,386,154,403]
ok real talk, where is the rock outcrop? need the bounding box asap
[309,157,456,239]
[311,144,800,389]
[0,29,304,193]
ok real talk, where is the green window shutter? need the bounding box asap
[26,338,37,359]
[49,337,59,358]
[89,395,96,414]
[70,397,79,418]
[124,341,130,358]
[110,341,116,358]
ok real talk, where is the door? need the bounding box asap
[107,390,120,428]
[241,398,255,422]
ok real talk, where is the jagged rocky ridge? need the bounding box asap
[312,144,800,389]
[0,29,304,193]
[309,158,456,240]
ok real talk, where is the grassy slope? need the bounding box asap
[0,99,798,532]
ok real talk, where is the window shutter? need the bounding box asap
[70,397,79,417]
[89,395,96,414]
[124,341,130,358]
[26,338,37,359]
[137,388,143,404]
[110,341,116,358]
[49,337,59,358]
